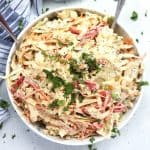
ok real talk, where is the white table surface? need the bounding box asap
[0,0,150,150]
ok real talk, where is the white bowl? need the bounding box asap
[5,7,143,146]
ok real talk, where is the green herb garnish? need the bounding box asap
[36,75,40,80]
[88,136,97,150]
[69,59,83,79]
[0,122,3,130]
[137,81,149,90]
[63,106,69,111]
[11,134,16,139]
[70,93,76,104]
[111,92,120,100]
[136,38,139,43]
[43,69,65,90]
[18,19,23,30]
[145,10,148,17]
[0,100,9,109]
[130,11,138,21]
[82,53,100,72]
[48,99,65,108]
[141,32,143,35]
[111,127,120,138]
[107,16,114,27]
[78,93,84,103]
[42,8,49,14]
[64,83,74,97]
[89,136,95,143]
[2,133,6,139]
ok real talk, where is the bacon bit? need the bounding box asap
[99,90,111,109]
[11,75,25,93]
[123,37,133,45]
[25,78,40,89]
[113,103,125,113]
[79,63,86,70]
[14,91,25,100]
[85,80,97,91]
[81,23,105,40]
[35,104,44,111]
[25,78,49,101]
[99,58,109,65]
[69,26,80,34]
[82,28,98,40]
[92,122,103,129]
[65,53,72,60]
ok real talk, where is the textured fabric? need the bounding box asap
[0,0,43,124]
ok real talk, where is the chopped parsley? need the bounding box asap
[57,40,65,47]
[36,75,40,80]
[137,81,149,90]
[0,100,9,109]
[130,11,138,21]
[111,92,120,100]
[2,133,6,139]
[145,10,148,17]
[11,134,16,139]
[89,136,95,143]
[107,16,114,27]
[88,136,97,150]
[141,32,143,35]
[78,92,84,103]
[0,122,3,130]
[64,83,74,97]
[43,69,65,90]
[82,53,100,72]
[63,106,69,111]
[42,8,49,14]
[18,19,23,30]
[48,99,65,108]
[111,127,120,138]
[136,38,139,43]
[69,59,83,79]
[71,93,76,104]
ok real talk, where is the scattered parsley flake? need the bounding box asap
[18,19,23,30]
[63,105,69,111]
[88,136,97,150]
[69,59,83,80]
[145,10,148,17]
[136,39,139,43]
[43,69,65,90]
[137,81,149,90]
[82,53,100,72]
[111,127,120,138]
[11,134,16,139]
[107,16,114,27]
[141,32,144,35]
[48,99,65,108]
[89,136,95,143]
[0,100,9,109]
[42,8,49,14]
[64,83,74,97]
[111,93,120,100]
[78,93,84,103]
[2,133,6,139]
[130,11,138,21]
[0,122,3,130]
